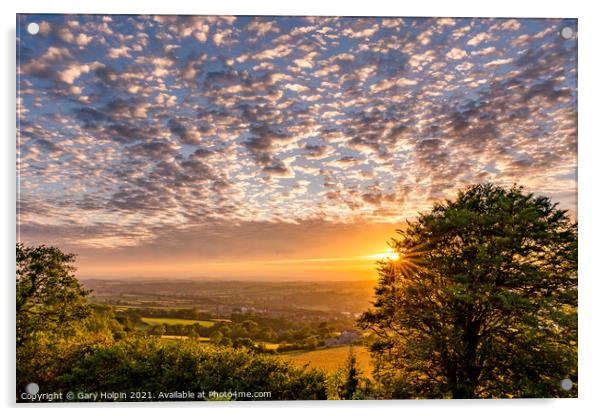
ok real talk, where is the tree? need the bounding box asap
[16,243,90,347]
[187,327,199,339]
[343,347,360,399]
[232,337,255,349]
[151,324,166,336]
[325,348,365,400]
[16,244,126,396]
[359,184,577,398]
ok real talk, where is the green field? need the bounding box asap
[283,346,373,376]
[141,317,215,327]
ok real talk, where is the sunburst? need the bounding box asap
[367,245,428,280]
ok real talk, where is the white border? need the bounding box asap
[2,1,601,415]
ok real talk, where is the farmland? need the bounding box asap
[140,317,215,327]
[82,279,374,370]
[283,345,373,376]
[160,335,211,342]
[258,342,281,350]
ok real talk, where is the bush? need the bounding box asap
[50,338,327,401]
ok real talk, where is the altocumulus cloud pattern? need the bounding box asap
[17,15,577,252]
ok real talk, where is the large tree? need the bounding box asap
[359,184,577,398]
[16,243,90,346]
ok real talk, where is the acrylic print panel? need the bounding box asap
[16,14,578,402]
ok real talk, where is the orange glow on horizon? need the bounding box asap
[72,224,404,281]
[76,248,402,281]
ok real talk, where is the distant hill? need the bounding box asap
[82,279,376,316]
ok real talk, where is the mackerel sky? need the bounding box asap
[17,15,578,279]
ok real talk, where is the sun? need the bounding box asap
[366,248,400,261]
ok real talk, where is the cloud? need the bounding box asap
[255,44,293,60]
[303,144,328,159]
[446,47,468,60]
[437,18,456,27]
[107,46,131,59]
[498,19,521,31]
[17,15,577,256]
[314,64,340,77]
[370,77,417,93]
[467,32,493,46]
[484,58,513,67]
[416,29,433,45]
[21,46,72,80]
[472,46,496,56]
[342,24,379,38]
[59,62,102,84]
[294,51,318,69]
[246,19,280,37]
[408,50,436,69]
[213,28,235,47]
[38,20,51,35]
[76,33,93,46]
[284,83,309,93]
[168,118,202,145]
[58,27,75,43]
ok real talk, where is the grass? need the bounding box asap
[140,317,215,327]
[283,345,373,376]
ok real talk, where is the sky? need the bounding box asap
[17,15,577,280]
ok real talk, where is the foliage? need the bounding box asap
[325,368,345,400]
[16,244,101,394]
[325,348,372,399]
[50,339,327,401]
[16,243,90,346]
[17,303,124,395]
[343,348,360,399]
[359,184,578,398]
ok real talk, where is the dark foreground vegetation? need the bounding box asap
[16,184,578,400]
[31,337,328,400]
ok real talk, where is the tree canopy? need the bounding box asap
[359,184,577,398]
[16,243,90,347]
